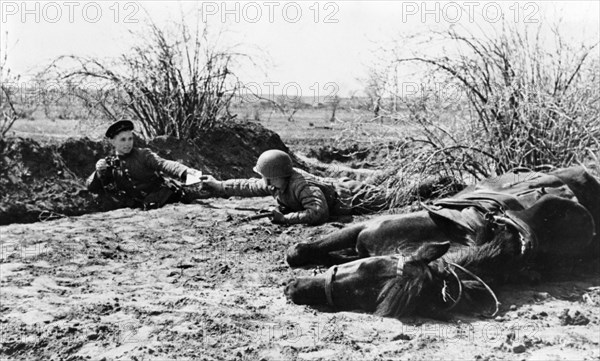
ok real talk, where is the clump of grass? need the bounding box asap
[365,142,467,209]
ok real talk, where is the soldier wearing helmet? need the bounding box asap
[203,149,391,225]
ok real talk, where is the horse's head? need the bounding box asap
[284,242,455,317]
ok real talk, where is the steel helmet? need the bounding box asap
[253,149,293,178]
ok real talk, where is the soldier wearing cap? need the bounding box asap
[202,149,391,225]
[86,120,204,210]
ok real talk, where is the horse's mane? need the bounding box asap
[446,240,507,273]
[374,262,432,318]
[374,236,517,319]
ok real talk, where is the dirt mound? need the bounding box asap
[196,121,293,174]
[0,137,96,225]
[151,121,298,179]
[0,121,292,225]
[56,137,113,178]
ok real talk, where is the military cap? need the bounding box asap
[105,120,134,138]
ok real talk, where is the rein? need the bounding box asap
[394,256,499,317]
[446,262,500,317]
[441,263,462,311]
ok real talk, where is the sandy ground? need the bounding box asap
[1,196,600,361]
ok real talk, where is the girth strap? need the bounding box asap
[396,255,406,275]
[495,211,537,256]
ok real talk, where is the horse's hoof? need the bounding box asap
[285,243,311,268]
[283,278,300,302]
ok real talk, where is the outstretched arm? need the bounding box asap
[203,175,272,197]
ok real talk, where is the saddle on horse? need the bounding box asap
[422,168,597,259]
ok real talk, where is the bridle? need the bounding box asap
[322,255,403,308]
[323,265,338,307]
[321,255,409,308]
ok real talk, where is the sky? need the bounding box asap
[1,1,599,97]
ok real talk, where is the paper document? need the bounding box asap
[185,171,203,186]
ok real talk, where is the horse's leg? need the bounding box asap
[355,212,450,257]
[286,223,367,267]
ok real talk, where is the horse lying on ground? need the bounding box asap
[284,166,600,319]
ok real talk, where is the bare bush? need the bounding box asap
[47,19,240,140]
[1,33,25,138]
[381,22,599,181]
[0,74,19,138]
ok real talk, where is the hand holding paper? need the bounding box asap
[185,169,205,186]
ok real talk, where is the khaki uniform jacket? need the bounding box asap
[86,147,189,197]
[221,168,389,225]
